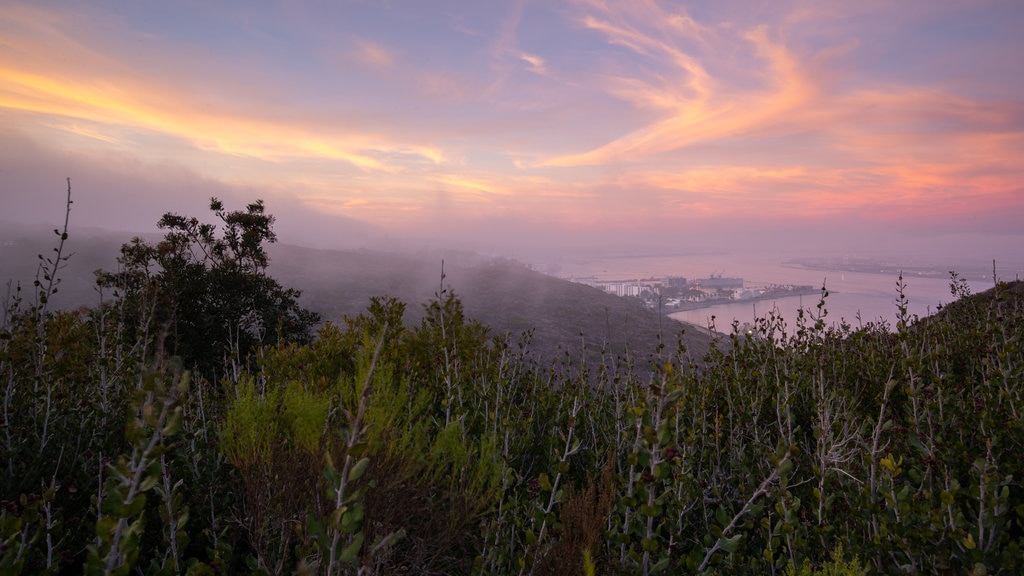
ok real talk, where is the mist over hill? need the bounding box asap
[268,244,712,365]
[0,223,711,366]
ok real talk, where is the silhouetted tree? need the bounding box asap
[104,198,319,380]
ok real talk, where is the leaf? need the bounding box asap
[720,534,743,554]
[120,493,148,518]
[95,516,118,538]
[715,506,729,527]
[650,557,671,574]
[348,457,370,482]
[340,503,364,533]
[779,458,794,476]
[654,461,671,480]
[330,506,347,526]
[339,532,364,564]
[641,537,659,552]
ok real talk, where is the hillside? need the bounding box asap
[927,278,1024,321]
[4,223,1023,574]
[0,224,712,366]
[266,243,710,366]
[0,223,126,308]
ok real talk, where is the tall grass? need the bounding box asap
[2,191,1022,574]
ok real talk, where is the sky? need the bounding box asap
[1,0,1023,267]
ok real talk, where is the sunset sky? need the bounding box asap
[2,0,1022,264]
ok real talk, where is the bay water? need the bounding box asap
[554,252,1011,333]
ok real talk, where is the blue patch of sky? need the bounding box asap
[844,4,1023,95]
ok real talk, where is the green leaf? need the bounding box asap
[715,506,729,527]
[650,557,671,574]
[348,457,370,483]
[119,493,147,518]
[720,534,743,553]
[779,458,794,476]
[95,516,118,538]
[163,408,183,436]
[340,503,364,533]
[641,537,659,552]
[339,532,364,564]
[657,422,671,445]
[654,461,671,480]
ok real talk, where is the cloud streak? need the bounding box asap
[0,0,1021,263]
[0,5,445,175]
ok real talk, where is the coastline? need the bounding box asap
[660,285,822,314]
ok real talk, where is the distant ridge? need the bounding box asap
[265,243,712,367]
[0,227,712,368]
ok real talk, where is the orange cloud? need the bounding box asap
[0,62,453,173]
[0,7,448,177]
[2,0,1021,245]
[527,1,1024,230]
[543,10,814,167]
[431,174,501,197]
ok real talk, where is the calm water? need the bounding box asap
[555,252,1007,332]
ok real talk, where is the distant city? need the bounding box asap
[565,273,818,313]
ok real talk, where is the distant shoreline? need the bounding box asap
[783,259,999,282]
[661,285,822,315]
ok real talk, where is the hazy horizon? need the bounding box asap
[2,1,1023,270]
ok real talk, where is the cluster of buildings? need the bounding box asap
[568,274,810,310]
[572,274,742,300]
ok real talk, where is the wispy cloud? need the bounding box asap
[543,6,814,166]
[1,0,1021,256]
[0,5,447,175]
[522,0,1024,233]
[348,37,396,68]
[517,52,548,75]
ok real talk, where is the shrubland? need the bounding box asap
[2,190,1022,575]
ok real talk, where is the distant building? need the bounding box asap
[666,276,688,288]
[604,282,648,297]
[736,288,761,300]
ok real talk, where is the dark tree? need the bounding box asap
[105,198,319,380]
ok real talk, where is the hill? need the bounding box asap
[927,278,1024,320]
[268,244,712,366]
[0,224,712,366]
[4,225,1023,574]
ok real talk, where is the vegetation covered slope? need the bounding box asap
[0,223,710,367]
[2,197,1023,575]
[266,243,709,366]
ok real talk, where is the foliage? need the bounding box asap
[106,198,319,380]
[4,188,1024,574]
[784,544,865,576]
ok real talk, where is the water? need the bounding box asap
[554,252,1005,332]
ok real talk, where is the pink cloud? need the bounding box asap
[1,0,1021,258]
